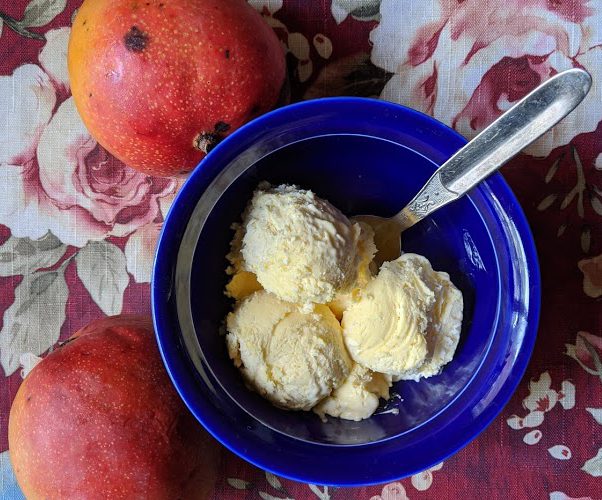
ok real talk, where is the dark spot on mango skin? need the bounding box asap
[214,121,230,133]
[124,26,149,52]
[225,49,230,59]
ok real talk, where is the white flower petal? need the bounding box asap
[520,7,582,57]
[288,32,310,60]
[313,34,333,59]
[370,0,443,73]
[429,24,481,127]
[380,482,408,500]
[331,0,381,23]
[39,27,70,93]
[380,60,437,115]
[586,408,602,425]
[549,492,579,500]
[523,410,545,428]
[125,223,161,283]
[0,165,31,229]
[507,414,523,429]
[0,64,56,165]
[523,372,553,411]
[497,94,514,112]
[548,444,572,460]
[523,429,543,445]
[297,59,313,83]
[19,352,42,378]
[0,164,77,244]
[581,4,602,51]
[411,470,433,491]
[247,0,283,14]
[559,380,575,409]
[549,492,595,500]
[37,97,97,212]
[159,184,181,220]
[582,448,602,477]
[331,2,349,24]
[227,477,251,489]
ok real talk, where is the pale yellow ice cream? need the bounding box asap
[225,270,262,301]
[328,222,377,320]
[342,253,463,378]
[313,364,392,421]
[226,290,352,411]
[393,255,464,381]
[240,184,368,305]
[224,183,464,420]
[225,222,263,301]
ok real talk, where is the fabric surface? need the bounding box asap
[1,0,601,498]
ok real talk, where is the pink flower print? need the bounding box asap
[507,372,575,433]
[566,331,602,377]
[371,0,602,157]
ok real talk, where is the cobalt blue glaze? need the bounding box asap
[152,97,540,486]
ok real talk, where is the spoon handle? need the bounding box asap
[397,68,592,228]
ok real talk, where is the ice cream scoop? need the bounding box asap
[226,291,352,411]
[392,255,463,381]
[241,184,373,305]
[342,254,463,378]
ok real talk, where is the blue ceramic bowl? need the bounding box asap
[152,97,540,485]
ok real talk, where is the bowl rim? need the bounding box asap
[152,96,541,486]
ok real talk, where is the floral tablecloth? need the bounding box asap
[1,0,601,498]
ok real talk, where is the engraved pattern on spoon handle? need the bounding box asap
[396,173,458,230]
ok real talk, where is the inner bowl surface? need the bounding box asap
[153,97,539,484]
[188,134,494,444]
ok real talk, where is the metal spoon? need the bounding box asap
[354,68,592,267]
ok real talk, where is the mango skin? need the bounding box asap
[68,0,286,176]
[8,315,220,500]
